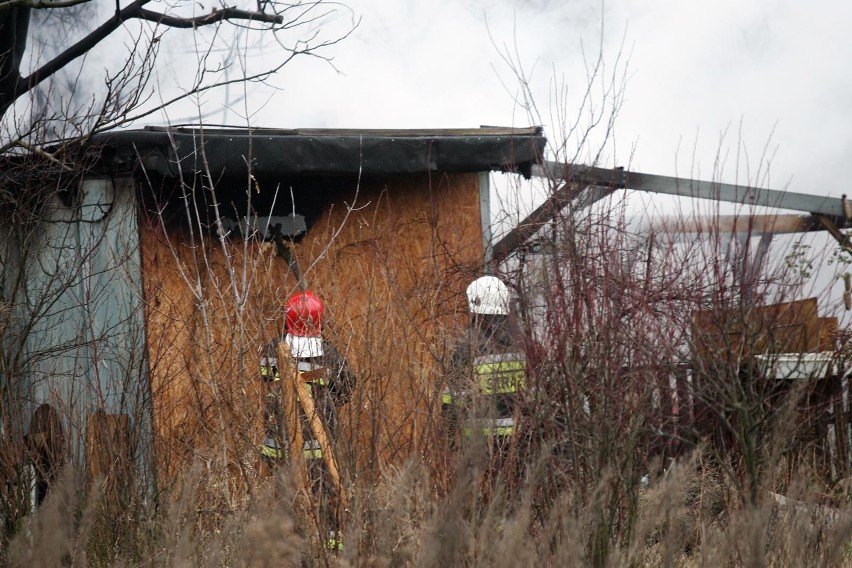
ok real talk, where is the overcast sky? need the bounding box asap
[27,0,850,194]
[156,0,852,312]
[202,0,851,196]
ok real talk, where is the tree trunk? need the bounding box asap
[0,7,30,120]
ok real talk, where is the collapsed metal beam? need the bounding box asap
[623,170,846,219]
[492,161,851,264]
[535,161,848,218]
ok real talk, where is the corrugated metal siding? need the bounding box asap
[15,177,152,488]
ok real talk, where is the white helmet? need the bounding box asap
[466,276,510,315]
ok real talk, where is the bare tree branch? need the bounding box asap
[135,6,283,29]
[12,139,73,170]
[0,0,90,8]
[10,0,149,109]
[6,0,284,115]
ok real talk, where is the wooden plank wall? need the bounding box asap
[678,299,845,482]
[141,172,483,493]
[692,297,825,364]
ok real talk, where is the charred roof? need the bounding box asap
[91,125,546,179]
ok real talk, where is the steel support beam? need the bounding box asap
[536,160,848,219]
[493,160,851,264]
[624,170,846,219]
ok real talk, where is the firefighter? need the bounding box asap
[259,290,354,550]
[442,275,526,489]
[259,342,286,461]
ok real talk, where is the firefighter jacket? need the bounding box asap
[260,341,355,460]
[442,318,526,438]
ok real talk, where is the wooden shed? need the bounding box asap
[1,126,545,498]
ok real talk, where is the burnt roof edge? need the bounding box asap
[88,126,546,179]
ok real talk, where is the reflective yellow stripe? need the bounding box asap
[260,360,327,384]
[260,366,281,381]
[303,441,322,459]
[463,425,515,436]
[298,363,327,385]
[475,360,526,373]
[299,372,326,390]
[326,534,344,551]
[261,368,326,385]
[475,358,525,394]
[298,380,325,399]
[261,444,286,459]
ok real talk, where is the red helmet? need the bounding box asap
[284,291,324,357]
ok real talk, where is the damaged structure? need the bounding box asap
[0,126,546,499]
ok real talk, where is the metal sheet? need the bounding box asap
[13,178,153,489]
[479,172,492,263]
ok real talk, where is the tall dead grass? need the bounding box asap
[6,443,852,567]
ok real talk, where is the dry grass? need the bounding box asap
[5,442,852,567]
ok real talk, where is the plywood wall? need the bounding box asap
[292,173,483,474]
[141,172,483,492]
[692,297,826,364]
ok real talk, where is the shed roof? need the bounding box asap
[93,125,546,179]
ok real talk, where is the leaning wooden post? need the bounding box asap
[276,341,306,486]
[276,341,348,511]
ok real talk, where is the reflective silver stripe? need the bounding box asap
[463,417,515,429]
[298,361,327,385]
[462,417,516,436]
[261,436,286,458]
[472,353,525,365]
[303,439,322,459]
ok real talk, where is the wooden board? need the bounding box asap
[692,298,824,364]
[819,317,839,351]
[86,411,131,510]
